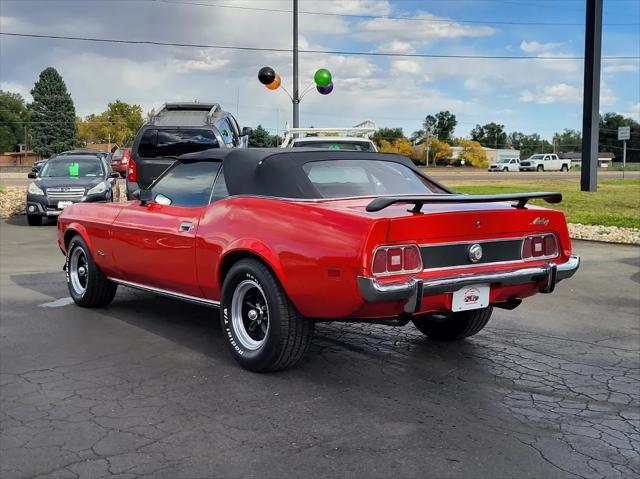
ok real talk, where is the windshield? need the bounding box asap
[293,140,375,152]
[497,159,511,163]
[40,157,105,178]
[529,154,545,160]
[302,160,442,198]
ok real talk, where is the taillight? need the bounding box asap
[127,157,137,182]
[522,234,558,260]
[371,245,422,276]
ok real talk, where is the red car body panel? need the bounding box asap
[58,191,574,320]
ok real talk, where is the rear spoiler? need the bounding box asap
[365,192,562,213]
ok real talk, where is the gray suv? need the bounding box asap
[126,103,250,199]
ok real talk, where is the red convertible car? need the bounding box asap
[57,149,579,371]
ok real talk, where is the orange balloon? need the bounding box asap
[266,74,281,90]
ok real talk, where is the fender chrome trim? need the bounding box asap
[108,278,220,308]
[358,255,580,313]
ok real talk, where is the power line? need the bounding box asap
[2,32,639,60]
[148,0,639,26]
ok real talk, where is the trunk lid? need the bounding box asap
[309,197,567,243]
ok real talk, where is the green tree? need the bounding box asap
[416,111,457,143]
[30,67,77,157]
[471,122,507,149]
[77,100,144,147]
[508,131,553,158]
[248,125,275,147]
[599,112,639,163]
[0,91,30,152]
[371,127,404,147]
[434,111,457,141]
[552,129,582,154]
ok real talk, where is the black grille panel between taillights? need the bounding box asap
[420,239,524,270]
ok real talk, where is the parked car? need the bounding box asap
[488,158,520,172]
[57,149,579,372]
[281,127,377,151]
[110,147,131,177]
[26,154,119,226]
[126,102,250,199]
[519,154,571,172]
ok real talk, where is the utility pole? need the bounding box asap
[580,0,603,192]
[24,126,27,166]
[623,140,627,179]
[292,0,300,128]
[424,125,435,167]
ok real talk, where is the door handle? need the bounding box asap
[179,221,193,232]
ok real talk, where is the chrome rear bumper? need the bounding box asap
[357,255,580,313]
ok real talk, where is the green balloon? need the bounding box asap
[314,68,332,87]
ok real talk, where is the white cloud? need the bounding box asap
[354,12,494,48]
[391,60,421,74]
[621,102,640,121]
[520,41,563,55]
[376,40,414,54]
[0,82,33,102]
[603,64,639,74]
[520,82,616,106]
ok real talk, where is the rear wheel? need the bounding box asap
[537,164,544,172]
[220,259,314,372]
[27,214,42,226]
[412,307,493,341]
[561,164,569,172]
[66,235,117,307]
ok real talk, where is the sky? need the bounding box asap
[0,0,639,141]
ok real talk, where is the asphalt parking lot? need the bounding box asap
[1,218,639,479]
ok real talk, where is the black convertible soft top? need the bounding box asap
[178,148,450,198]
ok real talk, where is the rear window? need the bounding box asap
[302,160,441,198]
[293,141,375,152]
[138,129,219,158]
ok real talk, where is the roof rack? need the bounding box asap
[149,102,222,125]
[280,127,375,148]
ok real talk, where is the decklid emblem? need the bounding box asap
[468,243,483,263]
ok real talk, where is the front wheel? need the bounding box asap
[27,214,42,226]
[66,235,117,307]
[537,165,544,172]
[220,259,314,372]
[412,307,493,341]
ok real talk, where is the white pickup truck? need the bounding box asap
[519,154,571,172]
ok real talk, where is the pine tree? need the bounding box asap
[30,67,77,157]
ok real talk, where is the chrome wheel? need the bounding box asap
[69,247,88,295]
[231,279,269,350]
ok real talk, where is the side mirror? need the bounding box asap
[27,172,37,179]
[241,126,252,137]
[134,188,153,206]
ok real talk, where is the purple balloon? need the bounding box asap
[316,82,333,95]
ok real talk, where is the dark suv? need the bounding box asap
[126,103,250,199]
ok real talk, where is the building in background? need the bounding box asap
[560,152,615,168]
[451,146,520,164]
